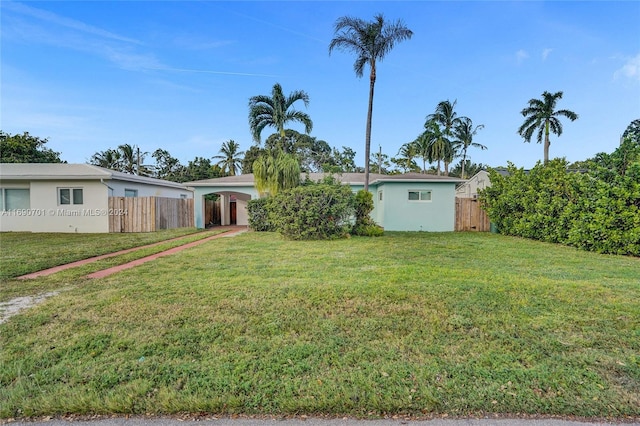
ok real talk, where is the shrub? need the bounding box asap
[480,159,640,256]
[269,183,355,240]
[247,197,276,232]
[352,190,384,237]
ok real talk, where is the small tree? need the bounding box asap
[352,190,384,236]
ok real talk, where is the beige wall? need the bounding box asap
[1,180,109,233]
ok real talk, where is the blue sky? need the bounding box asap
[2,1,639,170]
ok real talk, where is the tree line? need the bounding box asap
[0,13,587,187]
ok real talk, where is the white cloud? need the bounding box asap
[516,49,529,64]
[614,53,640,81]
[2,1,142,45]
[542,48,553,61]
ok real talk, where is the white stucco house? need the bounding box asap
[0,163,193,233]
[455,170,490,198]
[185,172,464,232]
[455,169,511,199]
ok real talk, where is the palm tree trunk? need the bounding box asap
[364,74,375,192]
[544,120,550,164]
[461,150,467,179]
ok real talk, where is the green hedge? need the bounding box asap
[480,159,640,256]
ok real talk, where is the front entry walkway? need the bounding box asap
[85,227,246,279]
[17,227,247,280]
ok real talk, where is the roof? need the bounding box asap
[185,172,464,187]
[0,163,191,190]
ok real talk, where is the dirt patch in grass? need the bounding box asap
[0,290,64,324]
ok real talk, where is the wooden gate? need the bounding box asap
[204,199,221,226]
[455,198,490,232]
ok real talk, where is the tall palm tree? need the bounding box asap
[329,14,413,191]
[248,83,313,150]
[213,140,244,176]
[518,91,578,164]
[426,100,464,176]
[452,117,486,179]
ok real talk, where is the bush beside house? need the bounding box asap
[247,179,383,240]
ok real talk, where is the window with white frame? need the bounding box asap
[378,191,383,201]
[408,190,432,202]
[124,189,138,197]
[59,188,83,205]
[0,188,30,210]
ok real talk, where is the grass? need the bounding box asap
[0,231,638,419]
[0,228,215,281]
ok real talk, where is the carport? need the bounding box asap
[185,175,258,228]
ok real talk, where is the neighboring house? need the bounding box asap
[456,170,490,199]
[0,163,193,233]
[186,172,464,232]
[455,169,512,199]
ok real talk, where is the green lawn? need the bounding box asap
[0,228,213,281]
[0,232,638,419]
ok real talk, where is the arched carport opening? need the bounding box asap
[192,187,257,229]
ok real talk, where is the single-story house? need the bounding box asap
[185,172,464,232]
[0,163,193,233]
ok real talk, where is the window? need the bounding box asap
[378,191,383,201]
[124,189,138,197]
[1,188,30,210]
[408,190,432,202]
[59,188,83,205]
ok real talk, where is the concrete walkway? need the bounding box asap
[16,227,247,280]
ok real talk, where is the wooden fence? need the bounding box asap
[108,197,194,233]
[455,197,490,232]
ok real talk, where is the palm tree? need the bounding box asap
[213,140,244,176]
[329,14,413,191]
[452,117,486,179]
[89,149,121,170]
[411,133,431,173]
[423,121,452,176]
[518,91,578,164]
[248,83,313,150]
[426,100,464,176]
[117,144,149,175]
[392,142,419,173]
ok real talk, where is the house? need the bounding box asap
[0,163,193,233]
[455,169,514,198]
[455,170,490,198]
[185,172,464,232]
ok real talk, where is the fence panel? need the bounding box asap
[109,197,194,232]
[455,197,490,232]
[155,197,194,229]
